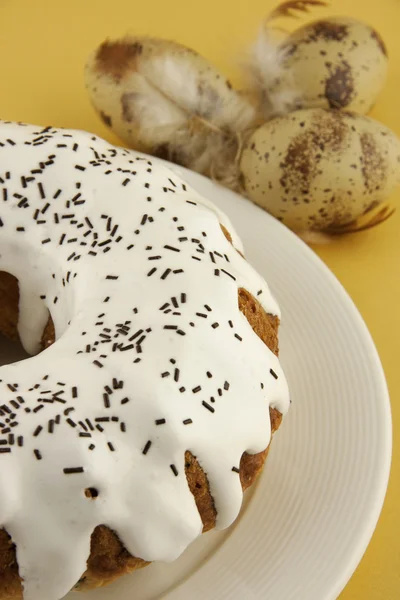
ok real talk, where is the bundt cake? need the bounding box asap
[0,121,290,600]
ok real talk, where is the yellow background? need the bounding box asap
[0,0,398,598]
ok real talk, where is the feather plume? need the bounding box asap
[266,0,329,23]
[327,205,396,234]
[243,27,301,119]
[144,53,256,132]
[241,0,330,119]
[85,36,258,187]
[297,205,395,244]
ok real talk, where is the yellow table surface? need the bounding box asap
[0,0,398,598]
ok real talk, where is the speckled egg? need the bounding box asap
[240,108,400,232]
[269,17,388,114]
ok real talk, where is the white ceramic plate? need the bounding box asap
[3,162,390,600]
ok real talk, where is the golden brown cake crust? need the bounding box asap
[0,252,282,597]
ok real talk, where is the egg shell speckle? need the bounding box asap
[240,108,400,231]
[270,17,388,114]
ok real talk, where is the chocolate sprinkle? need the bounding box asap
[63,467,84,474]
[270,369,278,380]
[142,440,152,455]
[170,464,179,476]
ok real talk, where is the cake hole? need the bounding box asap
[195,483,202,489]
[85,487,99,499]
[0,272,27,365]
[0,271,55,365]
[0,332,28,366]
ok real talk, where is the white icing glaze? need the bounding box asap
[0,121,290,600]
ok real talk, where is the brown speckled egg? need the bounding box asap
[240,108,400,232]
[269,17,388,114]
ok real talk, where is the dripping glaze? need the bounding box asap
[0,121,290,600]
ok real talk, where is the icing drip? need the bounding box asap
[0,121,290,600]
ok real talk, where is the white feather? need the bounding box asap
[268,88,303,115]
[124,73,187,145]
[86,36,258,187]
[251,27,286,85]
[143,53,257,132]
[113,39,257,182]
[244,27,302,119]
